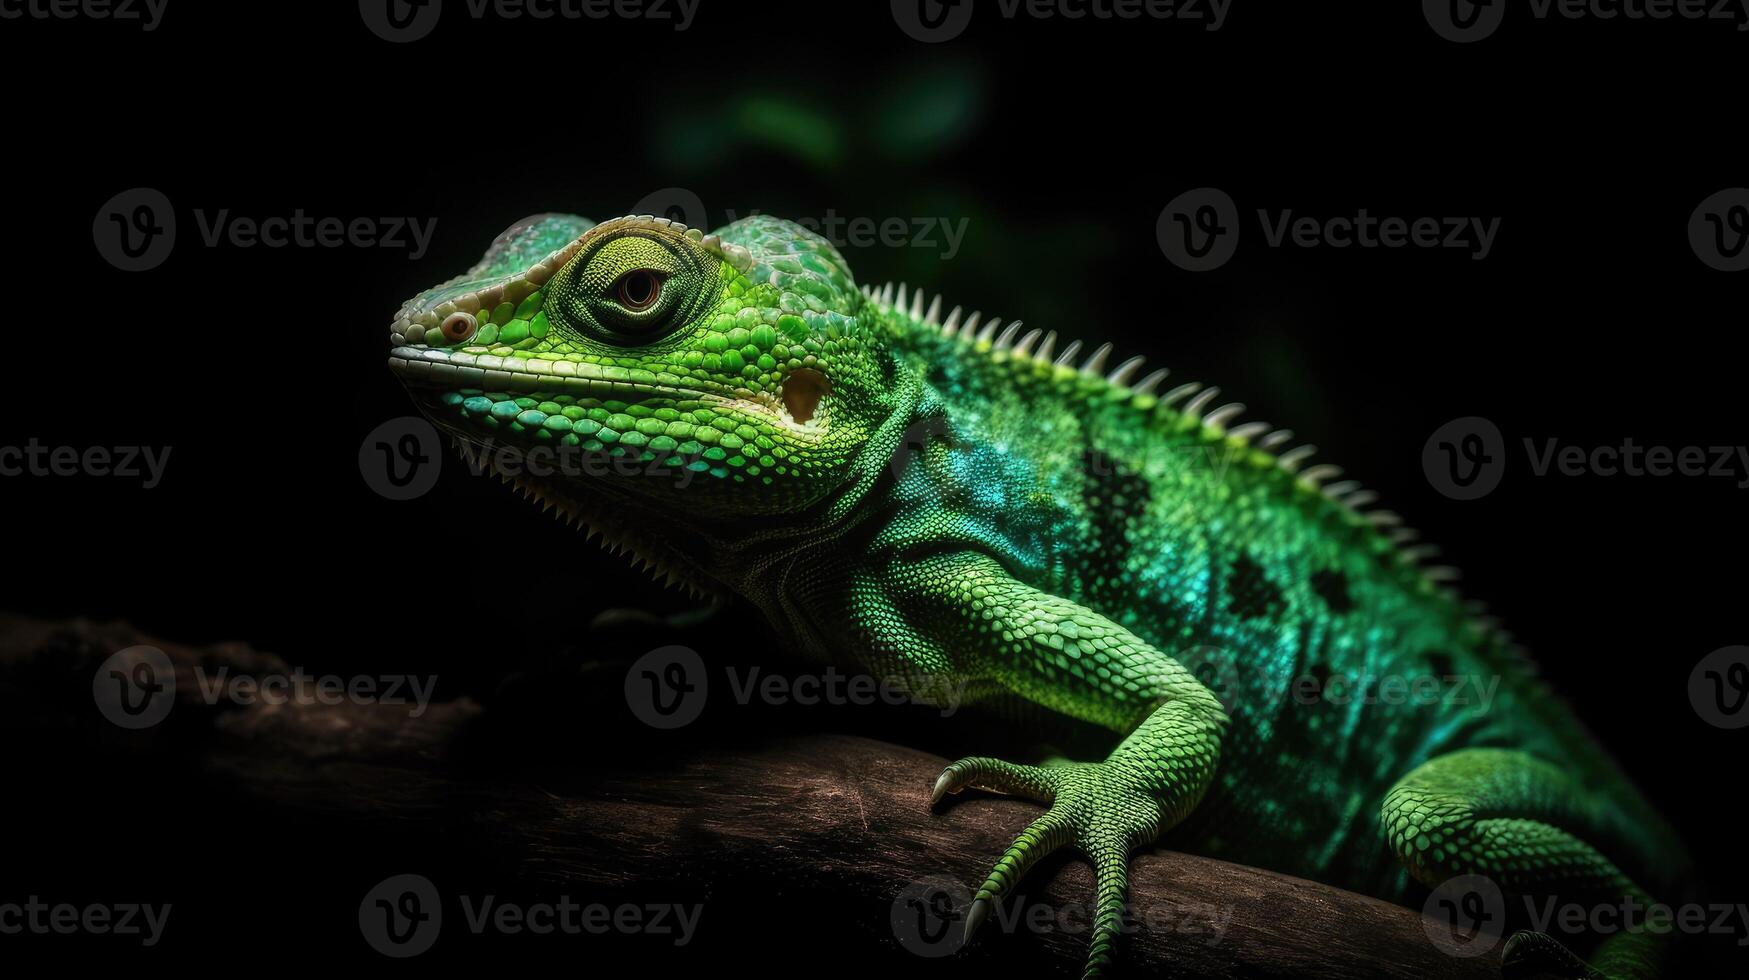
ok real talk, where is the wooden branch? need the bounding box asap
[0,613,1496,978]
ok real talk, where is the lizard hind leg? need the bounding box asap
[1382,748,1676,980]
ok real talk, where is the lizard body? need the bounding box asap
[387,212,1687,978]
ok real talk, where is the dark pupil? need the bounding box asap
[618,271,659,310]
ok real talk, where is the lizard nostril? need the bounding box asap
[440,312,477,344]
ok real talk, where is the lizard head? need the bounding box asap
[386,212,899,590]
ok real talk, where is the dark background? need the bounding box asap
[2,0,1743,974]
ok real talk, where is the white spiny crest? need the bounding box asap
[1225,421,1270,442]
[1258,429,1294,450]
[1052,340,1083,369]
[1080,342,1113,377]
[1276,444,1318,472]
[1182,387,1221,420]
[1203,403,1246,431]
[1401,544,1442,563]
[1161,382,1202,407]
[1131,368,1170,396]
[863,281,1464,593]
[1107,356,1147,388]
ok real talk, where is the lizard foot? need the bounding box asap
[932,755,1164,979]
[1501,930,1609,980]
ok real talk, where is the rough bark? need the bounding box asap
[0,613,1498,978]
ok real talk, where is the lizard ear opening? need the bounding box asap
[782,368,830,425]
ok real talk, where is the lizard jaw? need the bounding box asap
[453,438,726,601]
[388,346,833,436]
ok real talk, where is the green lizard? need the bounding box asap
[385,212,1690,979]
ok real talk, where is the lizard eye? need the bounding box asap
[440,311,477,343]
[546,227,721,346]
[614,269,665,312]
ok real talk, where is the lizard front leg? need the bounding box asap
[858,550,1227,978]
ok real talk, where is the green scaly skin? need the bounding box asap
[386,213,1690,979]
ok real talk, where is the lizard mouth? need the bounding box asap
[386,345,717,404]
[388,346,832,435]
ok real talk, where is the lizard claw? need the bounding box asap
[1501,930,1610,980]
[930,754,1162,979]
[963,896,991,942]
